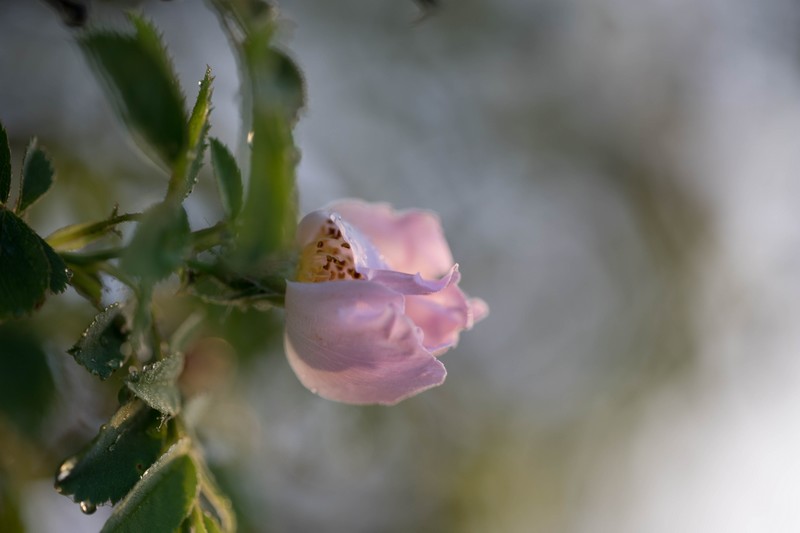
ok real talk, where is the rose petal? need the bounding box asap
[366,264,460,295]
[328,199,454,278]
[296,209,387,272]
[404,283,488,355]
[469,297,490,324]
[284,280,447,405]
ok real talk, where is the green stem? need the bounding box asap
[61,246,125,265]
[61,223,230,266]
[46,212,142,250]
[189,221,229,252]
[96,261,136,288]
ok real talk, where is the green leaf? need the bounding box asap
[181,508,206,533]
[126,352,184,418]
[185,69,213,193]
[100,438,198,533]
[79,15,187,168]
[0,207,68,318]
[188,70,213,147]
[0,207,49,319]
[208,0,274,46]
[195,461,236,533]
[0,121,10,205]
[16,139,54,213]
[54,401,174,507]
[46,211,139,252]
[121,201,190,283]
[208,138,242,219]
[203,512,224,533]
[68,303,129,380]
[181,505,224,533]
[66,263,104,307]
[41,236,69,294]
[181,506,211,533]
[183,267,284,308]
[167,67,214,200]
[0,323,55,437]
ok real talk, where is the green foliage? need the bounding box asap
[209,138,243,219]
[174,67,215,200]
[0,208,47,318]
[184,271,277,306]
[68,303,129,380]
[100,438,197,533]
[39,5,305,530]
[78,14,187,169]
[126,352,184,418]
[203,512,224,533]
[211,0,304,263]
[54,401,175,507]
[0,121,10,205]
[181,504,225,533]
[46,211,139,252]
[65,263,104,307]
[184,266,285,309]
[194,460,237,532]
[260,49,306,125]
[42,238,70,294]
[17,139,54,213]
[121,201,190,283]
[0,208,67,319]
[0,125,66,319]
[0,323,55,437]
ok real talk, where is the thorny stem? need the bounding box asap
[46,212,142,249]
[60,223,231,267]
[189,221,230,252]
[61,246,126,265]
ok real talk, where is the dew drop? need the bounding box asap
[79,501,97,515]
[247,131,254,145]
[56,457,77,483]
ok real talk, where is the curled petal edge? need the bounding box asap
[365,264,460,295]
[284,280,448,405]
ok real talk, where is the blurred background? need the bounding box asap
[3,0,800,531]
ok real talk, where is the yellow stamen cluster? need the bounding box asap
[296,219,363,282]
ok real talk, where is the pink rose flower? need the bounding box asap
[284,199,489,405]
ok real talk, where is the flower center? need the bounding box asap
[296,218,363,282]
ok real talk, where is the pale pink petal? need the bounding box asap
[284,280,447,405]
[328,199,454,278]
[296,209,387,273]
[469,297,490,324]
[296,210,331,246]
[366,265,460,295]
[404,283,487,355]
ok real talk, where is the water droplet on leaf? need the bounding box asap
[56,457,77,483]
[79,501,97,515]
